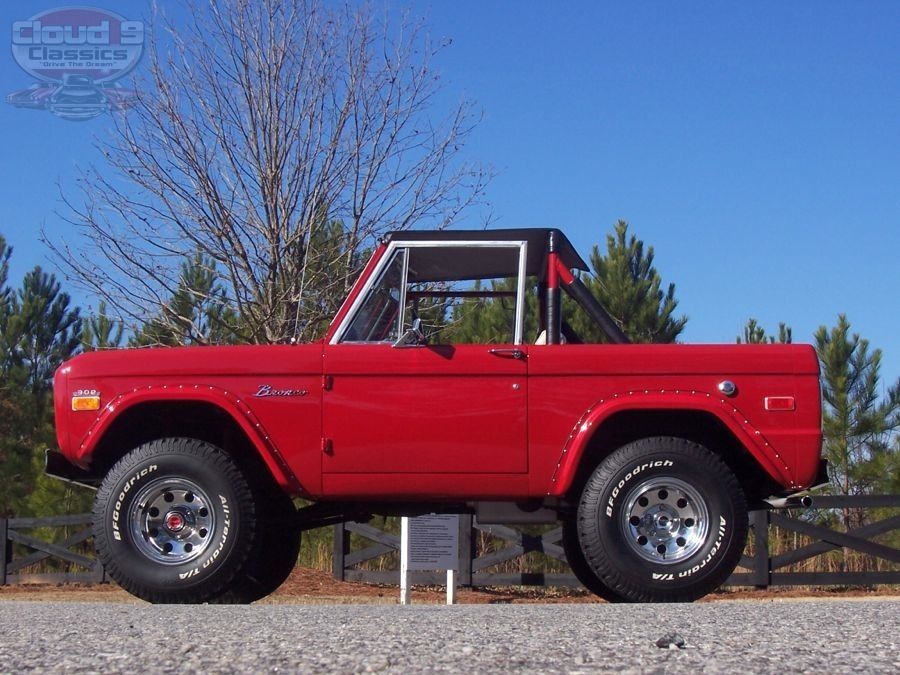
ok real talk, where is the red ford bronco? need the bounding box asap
[49,229,825,603]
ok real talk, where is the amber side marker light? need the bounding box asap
[764,396,795,411]
[72,395,101,411]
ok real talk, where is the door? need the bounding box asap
[322,238,531,475]
[322,343,527,473]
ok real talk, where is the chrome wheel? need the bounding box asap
[621,477,709,564]
[128,478,215,564]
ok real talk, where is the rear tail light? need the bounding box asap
[764,396,795,411]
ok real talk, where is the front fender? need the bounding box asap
[548,389,799,496]
[73,384,302,492]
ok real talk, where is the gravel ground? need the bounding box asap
[0,599,897,673]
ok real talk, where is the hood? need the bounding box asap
[62,343,325,379]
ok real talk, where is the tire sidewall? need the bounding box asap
[579,443,744,596]
[96,446,248,595]
[562,519,622,602]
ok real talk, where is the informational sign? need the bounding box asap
[400,514,460,605]
[406,514,459,571]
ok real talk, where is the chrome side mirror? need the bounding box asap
[392,318,425,348]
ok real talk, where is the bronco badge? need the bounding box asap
[253,384,308,397]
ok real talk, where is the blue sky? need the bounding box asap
[1,1,898,383]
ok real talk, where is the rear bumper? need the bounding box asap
[45,449,100,489]
[766,458,830,507]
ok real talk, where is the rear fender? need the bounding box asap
[549,389,798,496]
[74,385,302,492]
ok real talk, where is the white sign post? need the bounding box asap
[400,514,459,605]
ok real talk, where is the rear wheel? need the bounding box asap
[576,436,748,602]
[93,438,257,604]
[561,519,622,602]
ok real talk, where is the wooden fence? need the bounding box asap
[730,495,900,587]
[0,514,105,585]
[3,495,897,589]
[333,495,900,589]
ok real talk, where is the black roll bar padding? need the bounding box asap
[546,287,561,344]
[563,275,631,344]
[545,230,562,345]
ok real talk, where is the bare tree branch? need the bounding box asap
[45,0,491,344]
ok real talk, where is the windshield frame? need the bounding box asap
[331,238,529,345]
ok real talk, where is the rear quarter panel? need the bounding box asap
[528,344,822,495]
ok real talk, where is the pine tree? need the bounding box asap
[82,301,124,351]
[132,252,239,346]
[737,318,792,344]
[289,220,368,342]
[0,236,10,314]
[815,315,900,527]
[441,278,539,344]
[568,221,687,343]
[0,246,88,517]
[0,236,17,377]
[0,236,29,516]
[10,268,82,396]
[0,392,31,516]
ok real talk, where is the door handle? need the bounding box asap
[489,348,526,360]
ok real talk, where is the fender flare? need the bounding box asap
[548,389,799,496]
[74,384,302,492]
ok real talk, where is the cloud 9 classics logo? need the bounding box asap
[8,6,144,121]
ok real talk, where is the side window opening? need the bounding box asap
[402,246,523,345]
[407,276,533,345]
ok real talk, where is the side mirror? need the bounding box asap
[392,318,425,348]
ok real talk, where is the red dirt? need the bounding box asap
[1,567,897,604]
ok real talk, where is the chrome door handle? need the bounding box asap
[489,348,525,360]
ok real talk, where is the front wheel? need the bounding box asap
[576,437,748,602]
[210,489,300,603]
[93,438,258,604]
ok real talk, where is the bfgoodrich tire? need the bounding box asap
[577,436,748,603]
[210,489,300,603]
[561,519,623,602]
[92,438,257,604]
